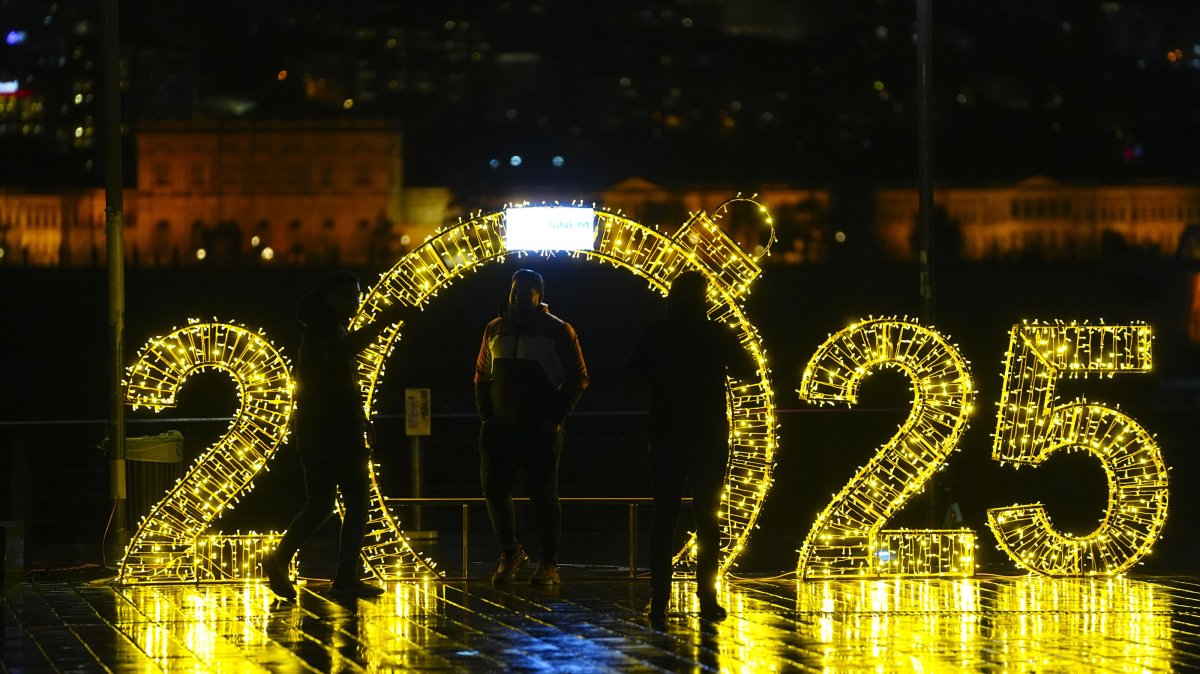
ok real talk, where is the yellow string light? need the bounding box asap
[987,321,1168,575]
[356,203,777,575]
[797,318,976,578]
[119,322,296,583]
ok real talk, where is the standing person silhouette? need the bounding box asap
[474,269,589,585]
[626,271,755,623]
[264,272,407,601]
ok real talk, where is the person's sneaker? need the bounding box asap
[491,546,528,586]
[529,562,561,586]
[698,598,728,622]
[262,552,296,601]
[645,595,668,627]
[331,578,386,600]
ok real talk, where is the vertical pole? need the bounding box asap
[917,0,935,324]
[916,0,938,528]
[461,504,469,580]
[410,436,423,530]
[102,0,129,564]
[628,504,637,579]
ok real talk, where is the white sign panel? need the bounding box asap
[504,206,596,251]
[405,388,431,436]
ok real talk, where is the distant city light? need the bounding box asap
[250,235,261,246]
[74,127,83,138]
[0,247,5,259]
[0,80,18,94]
[195,248,207,260]
[343,98,354,109]
[5,30,26,45]
[260,246,274,260]
[504,206,596,251]
[488,158,500,169]
[551,155,564,167]
[399,234,411,246]
[509,155,522,167]
[834,231,847,243]
[277,70,287,81]
[873,80,886,92]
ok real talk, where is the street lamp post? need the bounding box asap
[102,0,129,564]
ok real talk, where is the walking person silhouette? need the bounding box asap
[264,272,408,601]
[626,270,756,624]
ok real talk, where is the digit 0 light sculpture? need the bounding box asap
[988,321,1168,575]
[357,201,777,577]
[119,321,299,582]
[797,318,976,578]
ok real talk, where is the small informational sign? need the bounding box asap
[404,388,431,436]
[504,206,596,251]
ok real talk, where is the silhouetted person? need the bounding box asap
[265,272,407,601]
[627,271,755,623]
[475,269,589,585]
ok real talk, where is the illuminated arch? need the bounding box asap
[353,203,778,579]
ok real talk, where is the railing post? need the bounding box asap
[462,503,469,580]
[628,503,637,579]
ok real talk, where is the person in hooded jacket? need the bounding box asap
[264,271,408,601]
[474,269,589,586]
[626,270,756,624]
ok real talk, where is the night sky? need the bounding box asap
[3,0,1200,188]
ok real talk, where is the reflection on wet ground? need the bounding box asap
[4,574,1200,672]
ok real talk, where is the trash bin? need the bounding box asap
[100,431,185,525]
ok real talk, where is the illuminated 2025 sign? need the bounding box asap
[118,203,1169,584]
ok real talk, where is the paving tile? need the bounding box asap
[5,575,1200,671]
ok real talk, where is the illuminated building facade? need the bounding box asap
[877,176,1200,260]
[0,188,104,266]
[0,120,454,267]
[600,177,833,264]
[132,120,404,267]
[7,167,1200,268]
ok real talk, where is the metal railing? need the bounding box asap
[382,497,692,580]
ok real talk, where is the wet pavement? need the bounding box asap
[4,572,1200,672]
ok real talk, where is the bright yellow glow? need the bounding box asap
[119,322,295,583]
[987,322,1168,575]
[96,576,1177,670]
[797,318,976,578]
[356,202,777,576]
